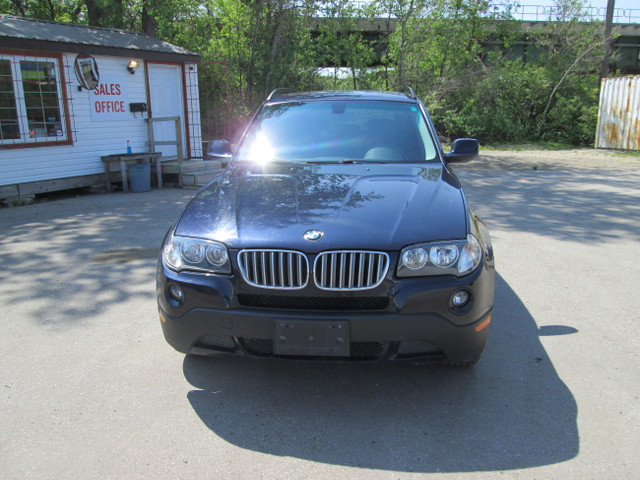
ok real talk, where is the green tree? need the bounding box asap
[2,0,607,145]
[1,0,84,22]
[379,0,603,145]
[530,0,604,141]
[312,0,378,90]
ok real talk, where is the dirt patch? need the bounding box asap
[463,148,640,170]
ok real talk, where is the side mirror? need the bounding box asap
[205,139,233,168]
[206,139,232,158]
[444,138,479,163]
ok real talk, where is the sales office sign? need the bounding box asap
[90,77,129,121]
[74,54,130,122]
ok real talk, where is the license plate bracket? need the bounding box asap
[273,320,350,357]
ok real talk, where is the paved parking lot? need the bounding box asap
[1,155,639,479]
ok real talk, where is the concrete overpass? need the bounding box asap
[309,16,640,74]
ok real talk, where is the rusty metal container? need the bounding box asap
[596,76,640,151]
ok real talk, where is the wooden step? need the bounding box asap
[160,159,222,174]
[158,159,224,187]
[181,169,222,187]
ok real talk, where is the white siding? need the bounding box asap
[1,54,153,185]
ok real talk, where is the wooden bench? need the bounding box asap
[101,152,162,193]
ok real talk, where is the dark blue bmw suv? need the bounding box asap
[157,89,495,366]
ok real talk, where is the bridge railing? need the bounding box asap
[488,3,640,23]
[347,1,640,24]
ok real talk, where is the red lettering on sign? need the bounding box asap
[94,101,126,113]
[94,83,122,96]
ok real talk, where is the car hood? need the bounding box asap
[175,162,468,251]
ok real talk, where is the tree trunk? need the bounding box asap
[44,0,56,19]
[142,0,158,37]
[10,0,27,17]
[247,1,265,94]
[85,0,101,26]
[85,0,125,28]
[599,0,616,80]
[264,12,283,95]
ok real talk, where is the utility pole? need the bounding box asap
[599,0,616,81]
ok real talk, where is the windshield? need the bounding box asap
[235,100,438,164]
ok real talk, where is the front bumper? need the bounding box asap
[157,259,494,364]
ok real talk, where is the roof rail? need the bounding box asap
[266,88,296,101]
[399,86,417,100]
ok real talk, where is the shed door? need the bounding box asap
[147,63,186,158]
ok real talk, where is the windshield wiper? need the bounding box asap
[339,159,388,164]
[298,159,386,165]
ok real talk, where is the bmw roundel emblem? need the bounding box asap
[303,230,324,242]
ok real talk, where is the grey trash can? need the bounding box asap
[127,164,151,192]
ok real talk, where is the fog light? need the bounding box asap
[452,290,470,307]
[168,284,184,303]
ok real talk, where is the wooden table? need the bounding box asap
[101,152,162,193]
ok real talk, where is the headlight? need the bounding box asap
[401,248,428,270]
[182,241,205,263]
[206,244,229,266]
[398,234,481,277]
[429,245,459,267]
[163,235,230,273]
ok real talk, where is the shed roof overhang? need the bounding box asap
[0,37,200,62]
[0,15,200,63]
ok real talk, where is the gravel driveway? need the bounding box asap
[1,149,639,479]
[471,148,640,170]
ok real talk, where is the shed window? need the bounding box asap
[0,60,19,140]
[0,55,68,146]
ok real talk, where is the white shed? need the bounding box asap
[0,15,204,202]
